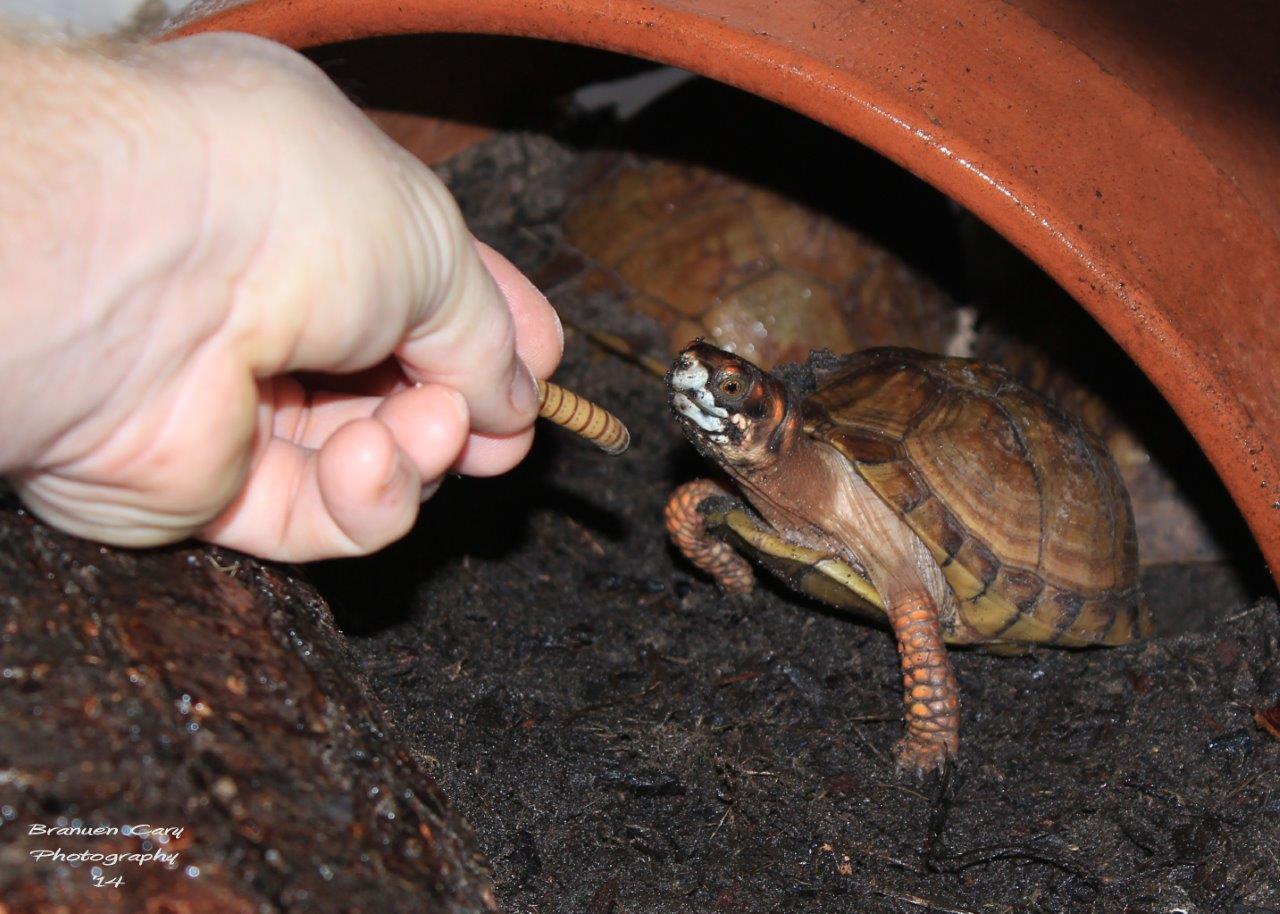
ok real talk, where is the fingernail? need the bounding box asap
[552,308,565,351]
[447,388,469,423]
[420,478,443,502]
[509,361,539,417]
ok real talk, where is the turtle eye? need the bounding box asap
[716,371,748,400]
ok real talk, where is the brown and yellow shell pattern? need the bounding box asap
[803,348,1149,647]
[561,158,959,370]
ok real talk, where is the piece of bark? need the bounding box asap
[0,500,497,914]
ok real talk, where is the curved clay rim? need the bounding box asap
[169,0,1280,583]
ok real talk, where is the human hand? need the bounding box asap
[0,32,562,560]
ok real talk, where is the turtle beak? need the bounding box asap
[668,353,730,440]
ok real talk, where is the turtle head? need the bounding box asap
[668,341,800,470]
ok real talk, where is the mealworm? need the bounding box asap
[537,380,630,455]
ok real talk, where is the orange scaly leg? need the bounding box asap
[886,591,961,773]
[664,479,754,594]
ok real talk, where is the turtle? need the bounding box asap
[434,124,1238,577]
[664,341,1149,772]
[554,154,1237,571]
[556,156,963,370]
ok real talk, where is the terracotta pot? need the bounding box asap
[169,0,1280,583]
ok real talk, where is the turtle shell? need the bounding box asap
[561,157,959,369]
[801,348,1149,647]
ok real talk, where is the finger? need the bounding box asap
[200,419,421,561]
[273,369,531,482]
[475,243,563,379]
[282,392,381,448]
[452,428,536,478]
[268,378,472,479]
[314,419,425,551]
[371,383,470,485]
[263,375,384,450]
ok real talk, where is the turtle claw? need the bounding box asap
[921,759,959,864]
[718,572,756,598]
[893,734,956,778]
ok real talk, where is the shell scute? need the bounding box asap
[997,566,1047,615]
[804,348,1144,645]
[818,429,901,467]
[806,354,940,442]
[905,388,1043,570]
[852,457,932,514]
[896,491,967,564]
[948,536,1003,605]
[563,160,959,369]
[1001,386,1134,594]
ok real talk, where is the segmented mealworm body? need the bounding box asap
[537,380,630,455]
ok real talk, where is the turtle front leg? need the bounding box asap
[886,591,960,773]
[664,479,754,594]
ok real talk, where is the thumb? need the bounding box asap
[392,194,542,435]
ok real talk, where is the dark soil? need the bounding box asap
[307,104,1280,911]
[325,342,1280,913]
[324,351,1280,912]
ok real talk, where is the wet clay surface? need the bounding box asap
[322,125,1280,912]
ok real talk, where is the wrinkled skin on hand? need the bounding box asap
[0,32,562,560]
